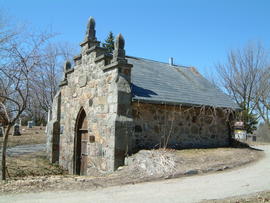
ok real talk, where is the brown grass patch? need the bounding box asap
[202,191,270,202]
[6,151,66,178]
[0,126,46,148]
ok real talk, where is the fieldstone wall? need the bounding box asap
[131,102,232,152]
[59,53,118,174]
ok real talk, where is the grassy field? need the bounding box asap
[0,126,46,148]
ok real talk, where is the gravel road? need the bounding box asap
[1,145,269,203]
[6,144,46,156]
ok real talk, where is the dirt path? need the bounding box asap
[6,144,46,156]
[1,144,269,203]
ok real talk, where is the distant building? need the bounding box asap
[247,134,257,142]
[47,17,239,176]
[234,121,246,140]
[234,129,247,140]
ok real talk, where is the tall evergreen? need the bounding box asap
[102,31,115,53]
[238,102,258,134]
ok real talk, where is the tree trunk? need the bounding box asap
[1,125,11,180]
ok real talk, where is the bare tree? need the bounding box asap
[24,95,47,125]
[30,42,76,115]
[256,67,270,125]
[216,43,268,133]
[0,23,52,179]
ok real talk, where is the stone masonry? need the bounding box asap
[131,103,232,152]
[47,17,235,176]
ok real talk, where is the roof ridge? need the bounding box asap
[126,55,191,68]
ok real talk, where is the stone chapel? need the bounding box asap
[47,17,238,175]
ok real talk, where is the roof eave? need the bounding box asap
[132,98,239,110]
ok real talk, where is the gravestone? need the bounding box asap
[13,124,21,136]
[28,121,33,128]
[0,127,4,137]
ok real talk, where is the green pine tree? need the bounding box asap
[238,102,258,134]
[102,31,115,53]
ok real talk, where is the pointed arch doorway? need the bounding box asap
[74,108,88,175]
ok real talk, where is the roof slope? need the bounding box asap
[128,56,238,109]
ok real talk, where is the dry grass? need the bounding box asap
[202,191,270,202]
[174,147,234,156]
[0,126,65,178]
[6,151,66,179]
[0,126,46,148]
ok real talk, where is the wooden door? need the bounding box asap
[80,130,88,175]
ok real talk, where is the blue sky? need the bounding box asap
[1,0,269,76]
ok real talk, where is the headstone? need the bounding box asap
[0,127,4,137]
[28,121,33,128]
[13,124,21,136]
[47,110,51,122]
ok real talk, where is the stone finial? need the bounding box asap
[59,60,73,87]
[64,61,72,72]
[113,33,126,60]
[85,17,96,41]
[88,17,95,29]
[115,34,125,50]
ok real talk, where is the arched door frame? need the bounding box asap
[73,107,88,175]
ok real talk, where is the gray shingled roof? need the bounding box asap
[128,56,239,109]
